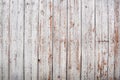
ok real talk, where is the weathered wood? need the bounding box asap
[9,0,24,80]
[38,0,53,79]
[2,0,10,80]
[67,0,81,80]
[95,0,109,80]
[0,0,2,79]
[114,0,120,80]
[53,0,67,79]
[24,0,38,80]
[81,0,95,79]
[0,0,120,80]
[108,0,114,79]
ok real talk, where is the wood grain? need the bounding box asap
[38,0,53,79]
[24,0,38,79]
[2,0,10,80]
[108,0,114,80]
[114,0,120,80]
[9,0,24,80]
[67,0,81,80]
[0,0,2,79]
[81,0,95,79]
[0,0,120,80]
[53,0,67,79]
[95,0,109,80]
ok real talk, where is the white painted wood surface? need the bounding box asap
[53,0,67,79]
[10,0,24,80]
[0,0,120,80]
[67,0,81,80]
[81,0,95,80]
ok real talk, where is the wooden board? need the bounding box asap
[9,0,24,80]
[95,0,109,80]
[1,0,10,80]
[53,0,67,79]
[81,0,95,79]
[24,0,38,80]
[108,0,114,80]
[114,0,120,80]
[67,0,81,80]
[38,0,53,79]
[0,0,2,79]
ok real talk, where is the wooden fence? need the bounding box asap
[0,0,120,80]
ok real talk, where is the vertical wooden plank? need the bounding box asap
[31,0,38,80]
[24,0,32,79]
[2,0,10,80]
[0,0,2,79]
[108,0,114,80]
[9,0,24,79]
[53,0,60,79]
[25,0,38,79]
[53,0,67,79]
[38,0,53,79]
[114,0,120,80]
[95,0,109,80]
[81,0,95,79]
[67,0,81,80]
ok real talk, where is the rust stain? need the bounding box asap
[102,59,107,65]
[48,54,52,64]
[49,2,52,12]
[70,21,74,29]
[76,40,80,70]
[98,64,102,71]
[114,27,119,55]
[49,16,52,33]
[48,74,50,80]
[68,42,71,69]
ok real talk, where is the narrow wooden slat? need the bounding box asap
[24,0,32,79]
[24,0,32,80]
[81,0,95,79]
[67,0,81,80]
[108,0,114,79]
[38,0,53,79]
[31,0,38,80]
[0,0,2,79]
[53,0,67,79]
[114,0,120,79]
[59,0,67,79]
[2,0,10,80]
[9,0,24,80]
[25,0,38,79]
[53,0,60,79]
[95,0,109,80]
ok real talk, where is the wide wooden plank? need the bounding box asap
[95,0,109,80]
[114,0,120,80]
[81,0,95,79]
[67,0,81,80]
[108,0,114,80]
[24,0,38,79]
[53,0,67,79]
[38,0,53,79]
[2,0,10,80]
[9,0,24,80]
